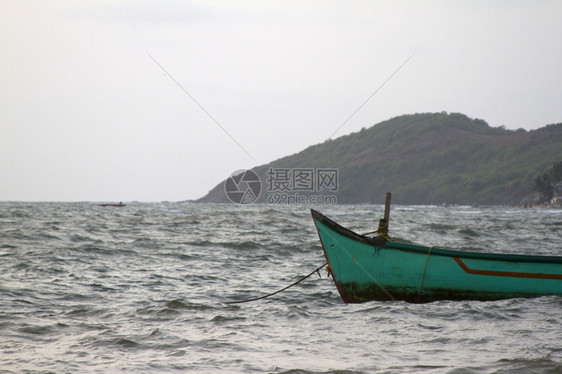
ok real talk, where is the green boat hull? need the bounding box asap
[311,209,562,303]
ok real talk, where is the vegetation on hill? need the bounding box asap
[534,161,562,203]
[197,112,562,205]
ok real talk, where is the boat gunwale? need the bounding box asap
[311,209,562,265]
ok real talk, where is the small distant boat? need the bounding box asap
[311,209,562,303]
[98,202,125,207]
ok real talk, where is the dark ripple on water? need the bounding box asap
[0,202,560,373]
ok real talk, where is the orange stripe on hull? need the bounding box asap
[453,257,562,280]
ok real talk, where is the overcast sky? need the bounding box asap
[2,1,562,202]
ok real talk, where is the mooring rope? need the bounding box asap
[225,262,328,304]
[361,219,392,241]
[418,246,435,301]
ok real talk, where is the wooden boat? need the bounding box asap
[98,202,125,207]
[311,209,562,303]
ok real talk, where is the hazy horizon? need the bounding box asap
[3,1,562,202]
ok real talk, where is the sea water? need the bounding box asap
[1,202,561,373]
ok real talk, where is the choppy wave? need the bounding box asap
[0,202,560,373]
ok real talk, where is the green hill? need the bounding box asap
[197,112,562,205]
